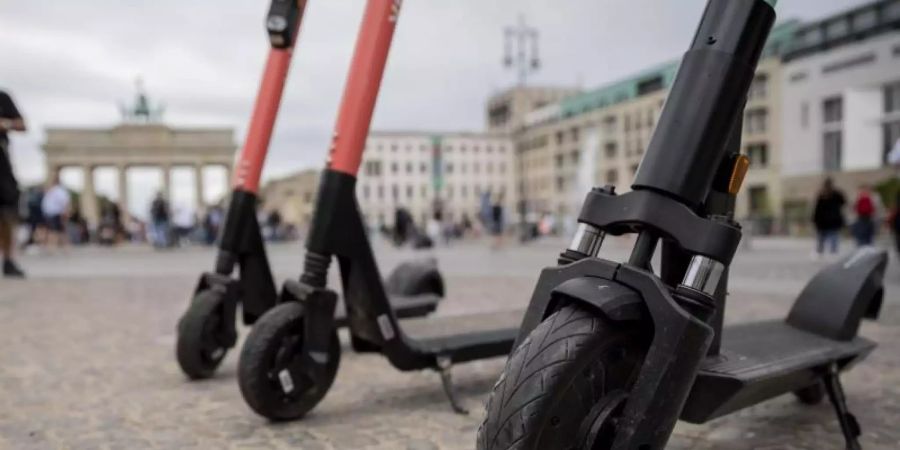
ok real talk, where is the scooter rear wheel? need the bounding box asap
[176,290,231,379]
[238,302,340,421]
[477,304,647,450]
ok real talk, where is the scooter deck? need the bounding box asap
[681,319,875,423]
[334,294,441,328]
[401,309,524,364]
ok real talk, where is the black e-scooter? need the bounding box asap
[477,1,887,449]
[175,0,442,380]
[235,0,526,420]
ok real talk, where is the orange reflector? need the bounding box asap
[728,155,751,195]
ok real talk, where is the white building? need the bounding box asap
[356,131,517,228]
[780,0,900,228]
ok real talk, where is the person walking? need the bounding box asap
[40,172,71,250]
[812,178,846,258]
[851,185,878,247]
[0,90,27,277]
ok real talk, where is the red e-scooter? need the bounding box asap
[175,0,443,380]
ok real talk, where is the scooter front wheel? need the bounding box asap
[237,302,340,421]
[176,290,232,379]
[477,304,648,450]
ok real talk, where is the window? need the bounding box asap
[571,151,579,164]
[420,162,428,174]
[556,176,565,192]
[406,185,413,199]
[823,97,843,124]
[499,163,506,174]
[461,186,468,198]
[447,185,454,200]
[556,131,564,145]
[377,185,384,199]
[824,131,842,171]
[624,115,632,132]
[391,162,398,174]
[602,116,617,134]
[473,163,480,174]
[405,163,413,174]
[446,163,454,174]
[487,162,494,174]
[365,160,384,176]
[555,154,565,168]
[746,143,768,168]
[822,53,876,74]
[461,163,468,174]
[391,184,399,200]
[605,142,617,159]
[421,185,427,198]
[883,122,900,164]
[745,109,768,134]
[886,82,900,114]
[571,127,580,142]
[362,185,370,199]
[748,186,768,214]
[391,144,398,152]
[749,74,768,99]
[606,169,618,184]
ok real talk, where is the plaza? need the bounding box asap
[0,237,898,449]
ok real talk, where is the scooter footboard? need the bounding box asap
[786,247,887,341]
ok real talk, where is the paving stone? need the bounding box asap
[0,240,897,448]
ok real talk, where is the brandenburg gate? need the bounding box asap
[41,86,236,225]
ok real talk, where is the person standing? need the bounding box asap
[41,172,71,250]
[812,178,846,257]
[0,90,26,277]
[851,184,877,247]
[150,192,171,248]
[491,191,505,249]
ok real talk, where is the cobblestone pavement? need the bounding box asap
[1,237,898,449]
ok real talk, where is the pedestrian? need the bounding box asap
[851,184,878,247]
[22,185,44,250]
[149,192,171,248]
[491,191,505,249]
[812,177,846,257]
[172,204,196,247]
[0,89,26,276]
[40,172,71,250]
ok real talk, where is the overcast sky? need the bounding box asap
[0,0,870,213]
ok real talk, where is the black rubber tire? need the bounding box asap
[477,304,647,450]
[794,381,826,405]
[237,302,341,421]
[385,260,444,297]
[176,290,230,380]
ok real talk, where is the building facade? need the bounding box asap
[264,131,517,230]
[261,169,320,228]
[486,86,580,133]
[357,131,516,228]
[513,19,795,231]
[780,0,900,232]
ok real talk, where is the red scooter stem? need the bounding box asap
[233,1,308,193]
[327,0,400,176]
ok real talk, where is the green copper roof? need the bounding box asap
[559,60,679,118]
[555,19,800,119]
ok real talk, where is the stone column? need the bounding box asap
[118,164,129,218]
[223,163,233,193]
[161,164,172,202]
[195,163,205,208]
[80,165,99,227]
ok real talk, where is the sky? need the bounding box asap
[0,0,872,215]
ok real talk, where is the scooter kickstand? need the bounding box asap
[823,363,862,450]
[436,356,469,415]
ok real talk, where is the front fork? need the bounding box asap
[553,215,728,448]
